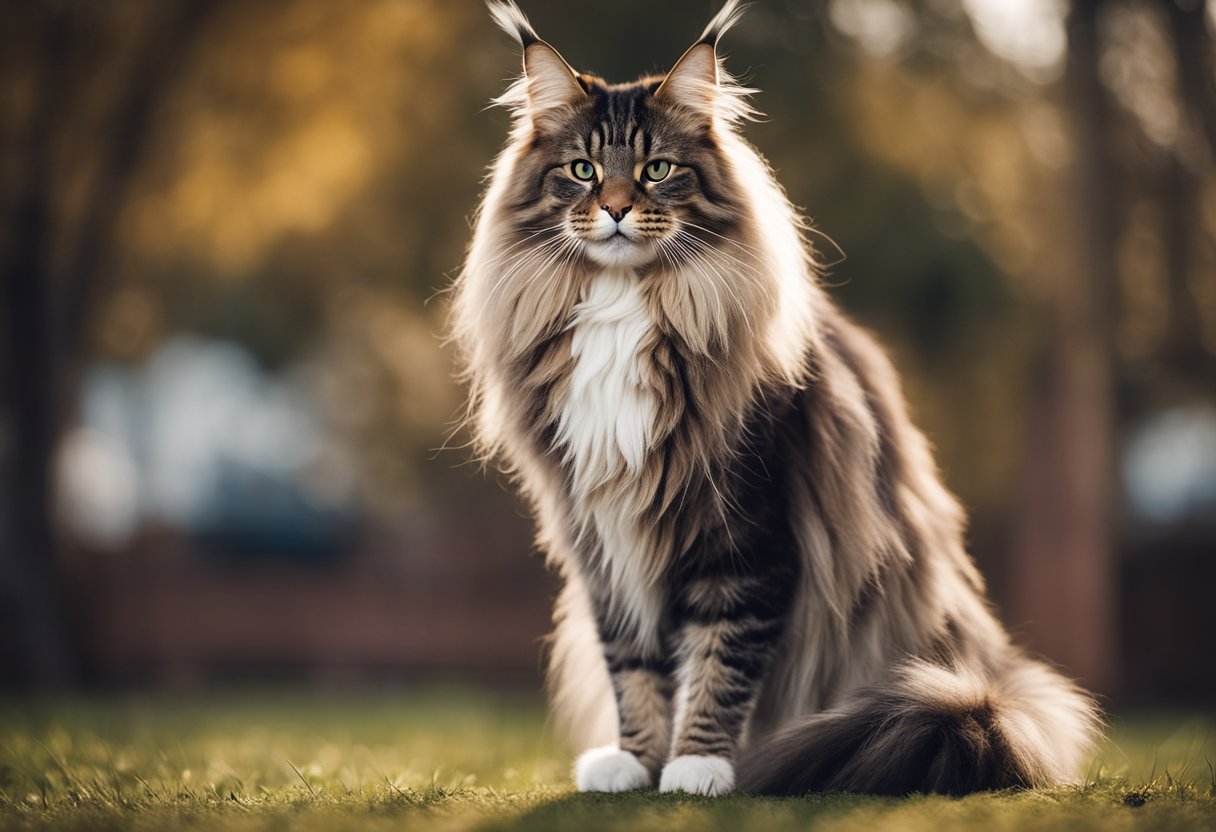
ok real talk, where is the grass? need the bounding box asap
[0,688,1213,831]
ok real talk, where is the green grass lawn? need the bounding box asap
[1,688,1213,831]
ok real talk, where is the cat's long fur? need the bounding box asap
[453,0,1100,796]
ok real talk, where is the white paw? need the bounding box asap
[575,745,652,792]
[659,754,735,796]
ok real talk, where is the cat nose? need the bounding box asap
[601,202,632,223]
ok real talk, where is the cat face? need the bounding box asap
[527,79,739,269]
[493,5,750,272]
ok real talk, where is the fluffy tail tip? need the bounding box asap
[739,660,1100,796]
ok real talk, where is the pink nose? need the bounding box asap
[601,202,632,223]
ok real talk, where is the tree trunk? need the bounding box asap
[0,1,219,688]
[0,12,78,686]
[1009,0,1119,695]
[1161,0,1216,379]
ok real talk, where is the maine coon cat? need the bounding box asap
[452,0,1100,796]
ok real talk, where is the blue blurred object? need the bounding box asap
[61,336,358,564]
[191,462,357,564]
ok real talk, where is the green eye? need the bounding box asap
[642,159,672,182]
[571,160,596,182]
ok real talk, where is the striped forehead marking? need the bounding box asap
[586,88,652,157]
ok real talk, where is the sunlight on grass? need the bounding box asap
[1,690,1212,831]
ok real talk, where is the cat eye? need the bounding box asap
[642,160,673,183]
[570,160,597,182]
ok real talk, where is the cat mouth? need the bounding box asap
[592,228,631,240]
[584,231,636,246]
[583,233,655,267]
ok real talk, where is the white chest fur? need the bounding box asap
[556,271,663,647]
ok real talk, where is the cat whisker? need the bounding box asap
[671,231,763,327]
[672,228,762,278]
[664,233,755,341]
[486,234,572,304]
[677,220,765,258]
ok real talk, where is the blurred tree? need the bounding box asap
[803,0,1215,694]
[1160,0,1216,379]
[1,0,492,686]
[1009,0,1120,694]
[1012,0,1216,694]
[0,1,222,687]
[0,0,1211,693]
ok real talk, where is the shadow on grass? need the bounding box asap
[470,789,895,832]
[469,780,1216,832]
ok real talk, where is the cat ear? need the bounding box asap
[656,43,718,114]
[488,1,585,118]
[522,42,585,113]
[656,0,747,119]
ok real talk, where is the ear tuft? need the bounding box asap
[487,1,539,48]
[655,1,756,124]
[488,1,585,121]
[696,0,748,48]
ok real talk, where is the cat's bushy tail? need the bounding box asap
[738,658,1101,796]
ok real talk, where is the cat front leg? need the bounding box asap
[608,645,676,773]
[575,616,675,792]
[660,565,795,796]
[575,633,675,791]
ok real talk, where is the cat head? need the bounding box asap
[487,0,756,270]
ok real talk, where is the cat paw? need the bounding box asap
[575,745,652,792]
[659,755,735,796]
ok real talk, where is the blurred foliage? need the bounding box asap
[1,0,1214,689]
[2,0,1211,516]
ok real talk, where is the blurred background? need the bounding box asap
[0,0,1212,708]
